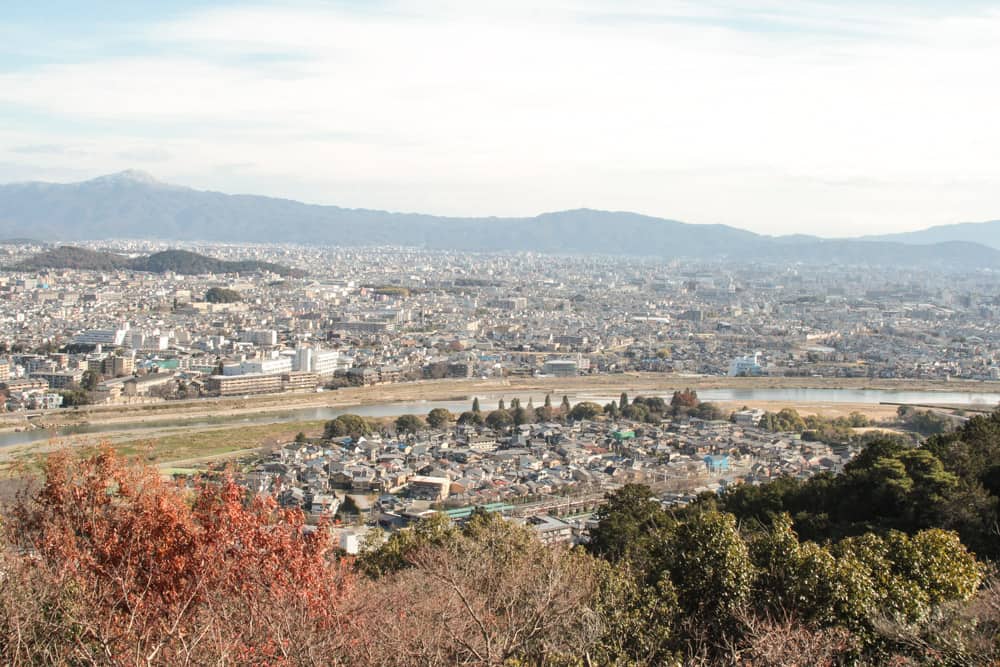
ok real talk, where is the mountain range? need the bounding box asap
[1,170,998,267]
[863,221,1000,249]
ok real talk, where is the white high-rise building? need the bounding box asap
[294,346,340,377]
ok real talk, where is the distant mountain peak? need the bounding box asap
[86,169,163,186]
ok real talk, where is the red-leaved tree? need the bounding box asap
[1,445,354,666]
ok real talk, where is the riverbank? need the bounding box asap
[0,374,993,476]
[2,373,996,433]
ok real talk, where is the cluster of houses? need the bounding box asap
[236,414,860,549]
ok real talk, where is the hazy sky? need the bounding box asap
[2,1,999,236]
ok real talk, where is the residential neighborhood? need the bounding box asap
[238,408,862,550]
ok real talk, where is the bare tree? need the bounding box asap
[348,515,601,666]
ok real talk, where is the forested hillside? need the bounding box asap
[12,246,304,277]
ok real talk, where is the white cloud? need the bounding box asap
[1,1,999,235]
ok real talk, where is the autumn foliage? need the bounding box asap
[0,445,353,666]
[1,444,998,665]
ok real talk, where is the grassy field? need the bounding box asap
[118,419,328,466]
[0,419,329,477]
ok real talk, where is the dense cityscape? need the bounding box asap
[3,240,1000,414]
[4,0,1000,663]
[0,238,994,553]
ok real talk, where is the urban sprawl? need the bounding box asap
[2,240,998,546]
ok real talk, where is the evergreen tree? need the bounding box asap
[498,398,506,411]
[544,394,552,408]
[472,397,481,413]
[620,392,629,410]
[561,395,572,413]
[512,406,531,426]
[80,370,100,391]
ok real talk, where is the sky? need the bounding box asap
[1,0,999,237]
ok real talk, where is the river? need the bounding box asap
[2,387,998,449]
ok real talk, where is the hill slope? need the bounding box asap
[12,246,303,277]
[864,220,1000,250]
[1,171,998,266]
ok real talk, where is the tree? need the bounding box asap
[357,512,460,579]
[511,406,532,426]
[621,402,649,422]
[568,401,603,421]
[1,446,353,665]
[635,396,668,414]
[457,410,484,426]
[59,388,91,407]
[590,561,678,665]
[351,512,601,666]
[426,408,453,429]
[670,388,700,410]
[560,395,571,413]
[663,511,753,625]
[294,431,307,443]
[619,392,629,410]
[692,401,724,421]
[395,414,425,434]
[485,409,514,431]
[324,414,373,440]
[544,394,552,409]
[498,398,506,411]
[535,405,556,423]
[748,513,862,627]
[833,529,981,624]
[872,574,1000,666]
[472,397,481,413]
[204,286,242,303]
[587,484,672,570]
[80,369,99,391]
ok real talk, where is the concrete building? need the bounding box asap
[408,476,451,501]
[88,354,135,378]
[281,371,319,392]
[542,358,579,377]
[72,328,129,347]
[729,353,763,377]
[240,329,278,347]
[242,357,293,375]
[30,369,84,389]
[732,408,766,426]
[124,373,176,397]
[526,515,574,545]
[206,373,284,396]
